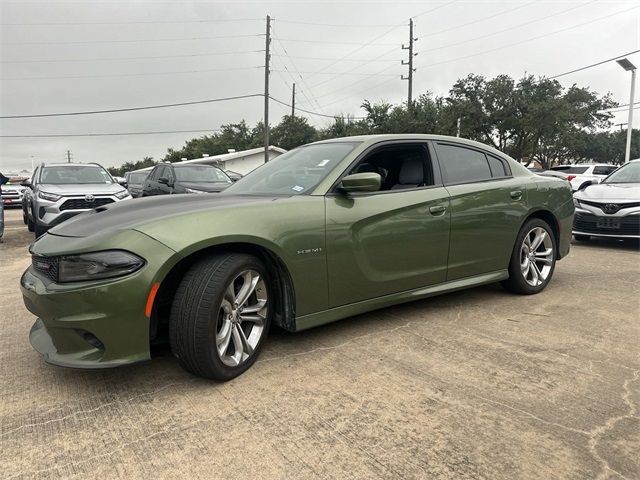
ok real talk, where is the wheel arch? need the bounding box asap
[521,209,561,257]
[149,241,297,346]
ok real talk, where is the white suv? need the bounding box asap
[550,164,618,191]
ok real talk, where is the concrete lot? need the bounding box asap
[1,207,638,480]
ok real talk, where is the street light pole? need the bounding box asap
[616,58,636,164]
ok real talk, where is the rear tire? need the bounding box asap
[170,253,272,381]
[502,218,557,295]
[574,234,590,242]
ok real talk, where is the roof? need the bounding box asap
[180,146,287,165]
[41,162,104,167]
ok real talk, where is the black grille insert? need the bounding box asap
[574,212,640,236]
[32,256,59,282]
[59,197,114,211]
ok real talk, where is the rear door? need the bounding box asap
[143,166,163,196]
[433,141,529,280]
[325,142,451,307]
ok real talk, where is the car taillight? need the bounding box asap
[567,175,576,182]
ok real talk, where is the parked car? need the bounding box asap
[533,169,571,183]
[124,170,150,198]
[21,135,574,381]
[225,170,243,182]
[550,163,618,191]
[1,179,27,208]
[22,162,131,237]
[142,163,232,196]
[572,159,640,241]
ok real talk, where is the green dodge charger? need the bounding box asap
[21,135,574,380]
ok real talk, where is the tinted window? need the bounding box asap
[487,155,508,177]
[148,167,161,181]
[126,172,149,184]
[550,166,589,174]
[593,165,616,176]
[436,144,491,184]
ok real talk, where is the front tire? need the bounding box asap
[502,219,557,295]
[170,253,272,381]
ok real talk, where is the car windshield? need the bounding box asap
[127,172,149,184]
[224,142,359,195]
[40,165,113,184]
[602,162,640,184]
[174,165,231,183]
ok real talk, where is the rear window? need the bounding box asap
[435,144,492,185]
[550,166,589,174]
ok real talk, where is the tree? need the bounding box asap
[108,156,156,177]
[270,115,317,150]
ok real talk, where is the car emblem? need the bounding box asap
[85,194,95,202]
[602,203,619,214]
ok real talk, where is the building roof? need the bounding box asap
[180,146,287,165]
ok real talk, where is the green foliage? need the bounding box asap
[112,74,627,172]
[108,156,156,177]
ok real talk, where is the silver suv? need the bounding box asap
[22,163,131,237]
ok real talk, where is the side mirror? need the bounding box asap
[158,177,171,186]
[118,179,128,188]
[578,181,593,191]
[20,179,33,188]
[339,172,381,193]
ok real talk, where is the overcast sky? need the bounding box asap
[0,0,638,173]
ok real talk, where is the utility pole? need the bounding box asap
[291,83,296,118]
[624,68,636,163]
[66,150,72,163]
[456,117,461,137]
[401,19,417,109]
[264,15,271,163]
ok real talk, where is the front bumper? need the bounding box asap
[21,229,177,369]
[35,193,130,228]
[573,206,640,239]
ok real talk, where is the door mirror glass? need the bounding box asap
[339,172,381,193]
[20,179,33,188]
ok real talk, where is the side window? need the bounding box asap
[347,144,433,192]
[436,144,491,185]
[166,166,175,181]
[593,165,616,176]
[148,167,161,181]
[487,154,509,178]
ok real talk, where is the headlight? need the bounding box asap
[185,187,207,194]
[56,250,145,283]
[114,189,130,200]
[573,198,581,208]
[38,191,61,202]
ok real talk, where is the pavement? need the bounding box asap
[1,207,638,480]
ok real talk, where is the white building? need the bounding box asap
[181,146,286,175]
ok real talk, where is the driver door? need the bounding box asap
[324,142,451,307]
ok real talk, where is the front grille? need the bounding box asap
[574,212,640,236]
[581,200,640,214]
[59,197,114,211]
[32,256,59,282]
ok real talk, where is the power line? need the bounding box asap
[2,50,263,64]
[0,93,263,119]
[1,65,263,81]
[269,96,366,120]
[271,53,396,63]
[548,49,640,79]
[1,17,264,26]
[1,129,221,138]
[273,37,398,47]
[271,69,397,76]
[274,19,398,28]
[417,5,639,70]
[421,1,537,39]
[417,0,597,55]
[2,33,262,46]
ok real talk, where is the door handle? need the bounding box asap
[429,205,447,215]
[510,190,523,200]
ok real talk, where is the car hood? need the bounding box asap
[179,181,231,192]
[47,194,282,238]
[38,183,127,196]
[574,182,640,202]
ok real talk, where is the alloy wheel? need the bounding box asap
[216,270,268,367]
[520,227,554,287]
